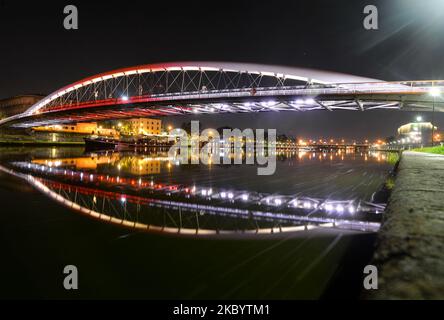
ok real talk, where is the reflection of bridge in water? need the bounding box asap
[1,62,444,128]
[0,160,382,236]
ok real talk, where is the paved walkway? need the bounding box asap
[369,151,444,299]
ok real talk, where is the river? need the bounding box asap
[0,146,396,299]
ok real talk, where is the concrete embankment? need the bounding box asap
[368,151,444,299]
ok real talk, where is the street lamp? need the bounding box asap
[429,87,440,97]
[429,86,440,146]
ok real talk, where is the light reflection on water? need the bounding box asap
[0,147,394,235]
[18,147,395,201]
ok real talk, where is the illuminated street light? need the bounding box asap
[429,87,441,97]
[429,87,440,145]
[336,204,344,214]
[121,95,129,101]
[416,116,423,122]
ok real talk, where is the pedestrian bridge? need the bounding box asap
[1,62,443,128]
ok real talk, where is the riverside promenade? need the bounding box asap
[369,151,444,299]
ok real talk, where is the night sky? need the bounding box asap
[1,0,444,140]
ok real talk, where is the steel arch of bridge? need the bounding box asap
[2,62,444,128]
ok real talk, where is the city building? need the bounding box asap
[33,122,119,137]
[128,118,162,135]
[397,121,439,144]
[0,95,45,118]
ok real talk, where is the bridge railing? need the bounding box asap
[32,82,441,114]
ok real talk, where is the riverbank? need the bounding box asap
[0,140,84,146]
[413,145,444,155]
[0,132,85,146]
[368,151,444,299]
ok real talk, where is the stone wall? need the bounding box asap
[368,151,444,299]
